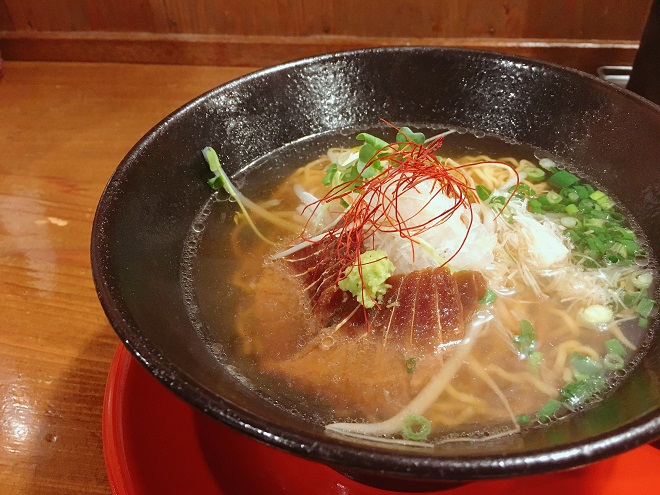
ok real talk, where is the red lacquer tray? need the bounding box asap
[103,344,660,495]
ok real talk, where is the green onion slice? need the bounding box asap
[537,399,562,423]
[636,298,655,319]
[548,170,580,189]
[605,339,627,358]
[513,320,536,357]
[523,167,545,182]
[603,353,625,371]
[402,415,432,441]
[405,357,417,374]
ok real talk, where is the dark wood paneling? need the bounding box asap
[0,0,652,38]
[0,0,652,67]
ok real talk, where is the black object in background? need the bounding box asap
[628,0,660,105]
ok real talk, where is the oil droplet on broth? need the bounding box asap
[320,335,335,350]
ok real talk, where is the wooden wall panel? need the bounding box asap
[0,0,651,38]
[0,0,653,69]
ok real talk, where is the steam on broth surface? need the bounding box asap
[189,125,656,447]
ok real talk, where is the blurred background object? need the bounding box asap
[627,0,659,104]
[0,0,654,73]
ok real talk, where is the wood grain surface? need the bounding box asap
[0,0,652,71]
[0,0,651,38]
[0,61,253,494]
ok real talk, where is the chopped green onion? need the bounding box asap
[589,209,610,219]
[580,304,613,326]
[538,158,557,170]
[610,242,627,259]
[560,375,606,407]
[617,239,640,255]
[517,414,532,424]
[597,196,615,210]
[560,216,579,228]
[560,187,580,202]
[636,298,655,319]
[589,190,606,202]
[578,199,595,212]
[514,320,536,357]
[603,353,625,371]
[478,288,498,305]
[584,217,606,228]
[623,290,645,308]
[402,415,432,441]
[573,185,589,199]
[545,191,563,204]
[570,353,603,377]
[605,339,627,358]
[564,229,582,243]
[548,170,580,189]
[528,198,543,212]
[537,399,562,422]
[405,357,417,374]
[616,228,636,240]
[509,183,536,198]
[528,351,544,373]
[523,167,545,182]
[633,272,653,290]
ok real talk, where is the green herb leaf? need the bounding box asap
[322,162,338,186]
[478,288,497,305]
[356,132,389,150]
[396,126,426,144]
[476,184,491,201]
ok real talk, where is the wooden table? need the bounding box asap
[1,60,659,494]
[0,61,253,494]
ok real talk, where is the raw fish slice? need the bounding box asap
[261,337,432,420]
[367,267,485,352]
[280,239,486,351]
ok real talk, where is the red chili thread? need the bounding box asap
[300,127,518,310]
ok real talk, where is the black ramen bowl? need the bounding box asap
[91,47,660,491]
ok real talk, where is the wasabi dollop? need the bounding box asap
[338,250,395,308]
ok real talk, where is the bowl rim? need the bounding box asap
[91,45,660,480]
